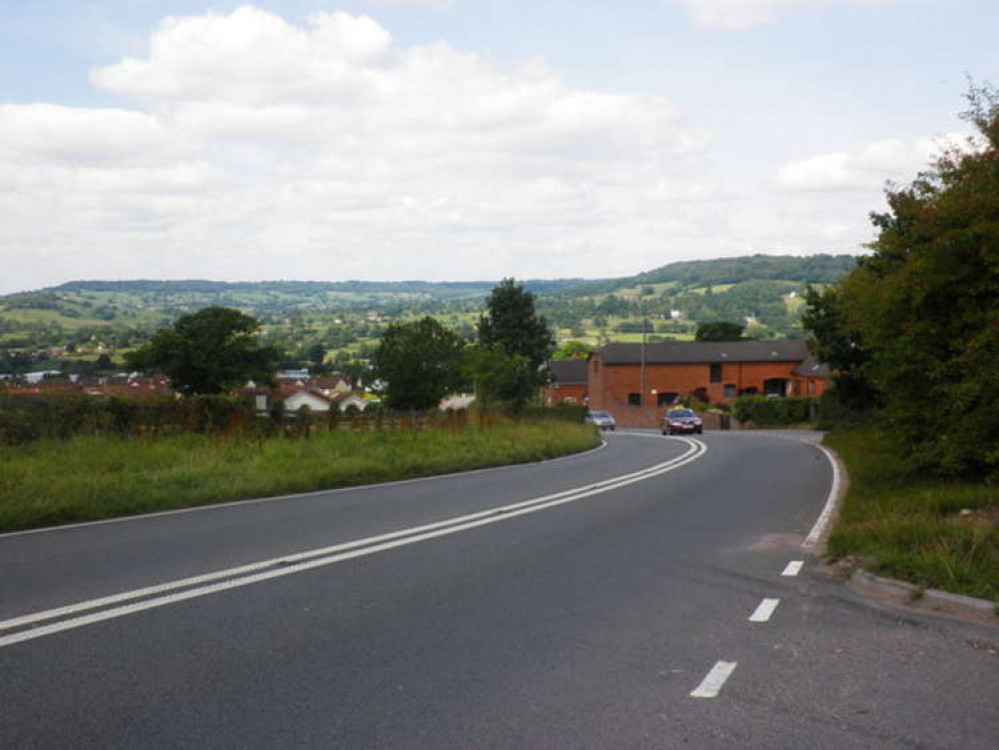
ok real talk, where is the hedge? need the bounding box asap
[733,395,816,427]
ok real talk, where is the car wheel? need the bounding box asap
[696,426,702,434]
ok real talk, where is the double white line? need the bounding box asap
[1,437,707,649]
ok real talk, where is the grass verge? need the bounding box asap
[825,429,999,604]
[0,421,600,533]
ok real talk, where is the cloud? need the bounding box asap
[669,0,896,30]
[0,5,728,292]
[774,133,972,191]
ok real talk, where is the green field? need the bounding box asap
[0,420,600,532]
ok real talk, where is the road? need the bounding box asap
[1,430,997,748]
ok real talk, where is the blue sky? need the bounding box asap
[1,0,995,293]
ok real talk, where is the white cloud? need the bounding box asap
[2,5,729,291]
[670,0,896,30]
[775,132,972,191]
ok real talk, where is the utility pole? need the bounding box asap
[639,304,647,408]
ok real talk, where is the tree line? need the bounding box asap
[803,83,999,479]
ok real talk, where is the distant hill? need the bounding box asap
[51,278,586,300]
[0,255,858,361]
[558,254,857,297]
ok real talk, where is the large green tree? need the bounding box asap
[461,346,535,411]
[372,317,466,411]
[125,306,279,396]
[477,279,555,370]
[806,84,999,476]
[694,321,744,341]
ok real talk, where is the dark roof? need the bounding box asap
[546,359,588,384]
[598,339,812,365]
[792,353,831,378]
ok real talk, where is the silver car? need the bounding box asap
[585,410,616,431]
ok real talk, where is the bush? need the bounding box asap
[521,403,588,423]
[734,395,815,426]
[0,393,252,444]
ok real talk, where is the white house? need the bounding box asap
[282,390,335,413]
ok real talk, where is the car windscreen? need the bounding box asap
[669,409,694,417]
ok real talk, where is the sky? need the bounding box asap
[1,0,995,294]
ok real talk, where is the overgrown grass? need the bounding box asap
[825,429,999,603]
[0,421,600,532]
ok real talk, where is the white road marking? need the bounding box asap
[782,560,804,577]
[0,438,707,648]
[749,598,781,622]
[690,661,738,698]
[803,443,843,549]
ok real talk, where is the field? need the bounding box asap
[0,420,600,532]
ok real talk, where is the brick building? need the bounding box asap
[586,340,827,428]
[543,359,588,406]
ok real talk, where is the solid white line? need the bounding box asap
[749,598,780,623]
[690,661,738,698]
[803,443,842,549]
[782,560,804,577]
[0,438,613,539]
[0,439,707,647]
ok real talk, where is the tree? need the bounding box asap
[125,306,279,396]
[371,317,466,411]
[801,284,879,411]
[806,83,999,476]
[477,279,555,370]
[461,346,535,412]
[552,340,592,361]
[694,321,744,341]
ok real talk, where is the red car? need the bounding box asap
[662,408,703,435]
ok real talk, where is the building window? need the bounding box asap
[709,363,722,382]
[724,384,736,399]
[628,392,641,407]
[657,392,678,407]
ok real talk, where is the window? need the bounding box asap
[724,384,736,399]
[657,392,678,407]
[628,393,641,407]
[709,363,722,383]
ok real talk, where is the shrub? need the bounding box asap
[521,403,588,423]
[734,395,815,426]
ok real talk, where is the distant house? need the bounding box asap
[440,394,476,411]
[587,339,828,428]
[282,389,335,413]
[338,394,367,413]
[543,360,588,406]
[312,375,351,398]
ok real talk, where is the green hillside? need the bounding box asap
[0,255,857,373]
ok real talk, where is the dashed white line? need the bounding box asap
[782,560,804,577]
[749,597,781,622]
[690,661,738,698]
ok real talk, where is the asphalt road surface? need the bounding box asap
[1,430,997,749]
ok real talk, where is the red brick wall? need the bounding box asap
[588,355,819,427]
[543,383,587,406]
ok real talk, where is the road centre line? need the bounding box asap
[690,661,738,698]
[749,598,781,623]
[782,560,804,576]
[0,438,707,648]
